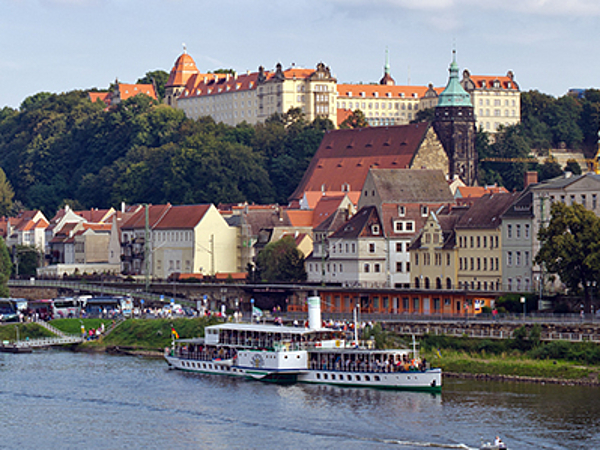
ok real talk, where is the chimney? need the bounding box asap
[524,171,538,188]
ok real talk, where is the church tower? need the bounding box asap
[433,51,478,186]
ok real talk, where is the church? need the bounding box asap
[289,51,478,206]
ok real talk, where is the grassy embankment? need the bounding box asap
[50,316,220,351]
[0,322,54,341]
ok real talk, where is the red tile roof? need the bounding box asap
[286,210,314,227]
[336,84,442,100]
[289,123,431,201]
[117,83,157,101]
[166,52,200,87]
[120,204,211,230]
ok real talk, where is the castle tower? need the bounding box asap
[433,51,478,186]
[164,45,200,107]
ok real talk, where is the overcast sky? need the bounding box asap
[1,0,599,108]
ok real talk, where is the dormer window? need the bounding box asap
[361,92,366,97]
[371,225,380,235]
[348,92,352,97]
[398,205,405,217]
[421,205,429,217]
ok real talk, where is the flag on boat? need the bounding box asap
[171,327,179,339]
[252,306,263,317]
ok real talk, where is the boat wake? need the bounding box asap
[381,440,475,449]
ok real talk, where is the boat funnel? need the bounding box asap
[307,296,322,329]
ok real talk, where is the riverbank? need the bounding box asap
[36,318,600,385]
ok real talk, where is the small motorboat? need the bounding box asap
[480,436,508,450]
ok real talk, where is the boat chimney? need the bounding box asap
[307,295,321,330]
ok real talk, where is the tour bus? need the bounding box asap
[52,297,82,319]
[28,299,53,321]
[0,299,19,322]
[85,296,133,318]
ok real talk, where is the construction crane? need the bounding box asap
[480,152,600,175]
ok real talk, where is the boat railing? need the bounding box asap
[308,359,429,373]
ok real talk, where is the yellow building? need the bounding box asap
[460,70,521,133]
[455,193,519,291]
[410,212,459,292]
[166,49,337,126]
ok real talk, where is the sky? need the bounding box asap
[1,0,600,109]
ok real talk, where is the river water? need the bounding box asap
[1,350,598,450]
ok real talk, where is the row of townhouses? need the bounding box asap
[4,167,599,298]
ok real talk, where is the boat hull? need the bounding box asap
[165,355,441,392]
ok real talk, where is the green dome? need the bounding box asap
[437,51,472,108]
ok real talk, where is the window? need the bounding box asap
[351,243,356,253]
[446,254,451,266]
[581,195,587,208]
[374,263,381,273]
[483,236,487,248]
[516,224,521,238]
[364,263,370,273]
[477,258,481,270]
[405,222,414,231]
[371,224,380,235]
[415,254,419,265]
[394,221,403,233]
[516,252,522,266]
[369,243,376,253]
[593,194,597,209]
[398,205,406,216]
[477,236,481,248]
[396,262,403,272]
[525,251,530,266]
[507,252,513,266]
[470,236,474,248]
[483,258,487,271]
[507,224,512,239]
[470,257,474,271]
[421,205,429,217]
[406,262,410,272]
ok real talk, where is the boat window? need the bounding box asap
[365,376,370,381]
[375,376,380,381]
[316,373,321,379]
[324,374,328,380]
[347,375,351,381]
[356,375,361,381]
[331,374,336,380]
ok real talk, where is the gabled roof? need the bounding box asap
[116,83,157,101]
[368,169,454,203]
[75,208,115,224]
[501,189,534,219]
[301,191,360,210]
[153,205,211,230]
[456,193,520,229]
[289,123,432,201]
[462,70,519,91]
[330,205,382,239]
[120,204,171,230]
[531,172,600,191]
[286,210,314,227]
[314,208,351,233]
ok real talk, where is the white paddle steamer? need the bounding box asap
[165,296,441,392]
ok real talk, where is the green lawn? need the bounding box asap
[0,323,54,342]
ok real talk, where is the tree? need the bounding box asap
[536,202,600,312]
[339,109,369,129]
[255,236,306,283]
[538,159,563,182]
[0,237,11,296]
[411,107,435,124]
[137,70,169,102]
[14,245,41,277]
[0,167,14,216]
[564,159,582,175]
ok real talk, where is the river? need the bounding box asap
[1,350,598,449]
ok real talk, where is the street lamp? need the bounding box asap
[520,296,526,320]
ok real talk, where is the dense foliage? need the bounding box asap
[477,89,600,191]
[536,202,600,311]
[0,91,330,216]
[421,328,600,366]
[253,235,307,283]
